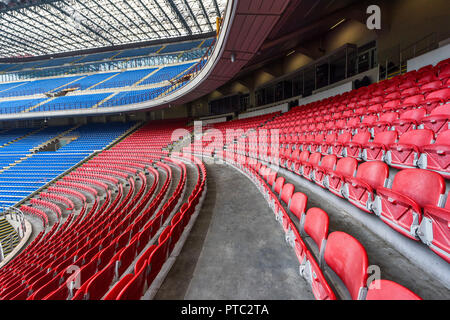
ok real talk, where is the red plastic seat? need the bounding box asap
[302,208,329,263]
[326,157,358,198]
[418,130,450,178]
[320,133,337,155]
[362,130,398,161]
[419,196,450,262]
[374,168,446,240]
[342,161,389,213]
[343,131,371,159]
[280,183,295,205]
[330,132,352,157]
[366,280,422,300]
[323,232,368,300]
[302,152,322,181]
[116,265,146,300]
[288,192,308,220]
[423,88,450,113]
[372,112,399,135]
[421,80,443,94]
[313,154,337,188]
[420,104,450,135]
[391,108,427,135]
[103,274,134,300]
[386,129,434,169]
[293,150,310,173]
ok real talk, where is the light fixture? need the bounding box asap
[330,18,346,30]
[286,50,295,56]
[230,52,236,63]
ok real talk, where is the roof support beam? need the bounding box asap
[212,0,222,18]
[94,1,136,43]
[135,0,171,38]
[2,11,71,53]
[182,0,202,33]
[123,0,161,39]
[69,0,120,45]
[164,0,192,35]
[197,0,214,32]
[13,8,76,52]
[51,1,113,46]
[38,4,86,49]
[0,30,42,56]
[104,0,145,42]
[153,0,182,36]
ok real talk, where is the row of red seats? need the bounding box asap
[0,120,199,300]
[231,139,450,263]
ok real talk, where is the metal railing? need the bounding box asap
[160,37,217,98]
[0,206,26,261]
[379,32,441,79]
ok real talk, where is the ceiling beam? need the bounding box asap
[94,1,136,42]
[14,7,76,52]
[212,0,221,18]
[123,0,161,39]
[0,29,42,56]
[75,0,124,44]
[182,0,202,33]
[104,0,146,42]
[135,0,171,38]
[164,0,192,35]
[153,0,182,36]
[51,1,113,46]
[0,12,60,53]
[197,0,214,32]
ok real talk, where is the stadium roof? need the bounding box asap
[0,0,226,58]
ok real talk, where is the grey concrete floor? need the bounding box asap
[155,162,314,300]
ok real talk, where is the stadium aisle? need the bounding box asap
[155,162,314,300]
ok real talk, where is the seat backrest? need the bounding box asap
[401,86,419,96]
[314,134,324,143]
[366,280,422,300]
[426,88,450,100]
[337,132,352,144]
[355,161,389,190]
[361,115,377,125]
[399,108,426,121]
[274,176,285,195]
[288,192,308,219]
[280,183,295,205]
[373,130,398,145]
[383,99,400,109]
[309,152,322,165]
[351,132,371,144]
[320,154,337,170]
[430,104,450,116]
[335,157,358,176]
[421,80,442,91]
[397,129,434,146]
[267,170,277,187]
[325,133,337,143]
[403,94,424,105]
[303,208,329,251]
[379,112,398,122]
[324,231,368,300]
[435,130,450,145]
[299,150,310,162]
[391,168,445,208]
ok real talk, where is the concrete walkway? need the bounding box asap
[155,163,314,300]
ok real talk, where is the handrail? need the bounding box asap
[0,205,26,239]
[160,37,217,98]
[379,32,440,79]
